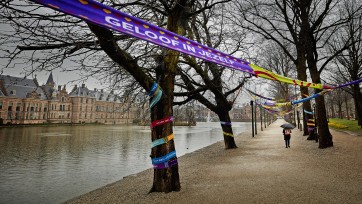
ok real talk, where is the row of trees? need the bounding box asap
[232,0,362,143]
[325,89,356,119]
[1,0,361,193]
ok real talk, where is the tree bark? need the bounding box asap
[308,66,333,148]
[300,1,333,148]
[352,84,362,127]
[331,104,335,118]
[217,110,237,149]
[297,68,312,136]
[338,102,343,119]
[345,95,350,120]
[87,3,190,192]
[149,52,181,192]
[296,43,311,136]
[148,4,191,192]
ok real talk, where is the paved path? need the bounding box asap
[66,119,362,204]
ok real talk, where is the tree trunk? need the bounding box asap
[295,51,311,136]
[331,104,335,118]
[87,22,181,192]
[217,110,237,149]
[149,47,181,192]
[149,4,192,192]
[345,95,349,120]
[300,0,333,148]
[307,66,333,148]
[352,83,362,127]
[314,96,333,148]
[338,103,342,119]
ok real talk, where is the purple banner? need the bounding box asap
[29,0,362,90]
[30,0,254,75]
[336,78,362,89]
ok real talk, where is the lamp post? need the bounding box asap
[313,104,318,142]
[302,106,308,136]
[260,106,263,131]
[250,100,254,137]
[297,110,300,130]
[254,103,257,135]
[264,108,266,128]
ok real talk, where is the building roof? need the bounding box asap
[69,84,96,98]
[91,89,121,102]
[0,75,47,99]
[0,75,37,87]
[69,84,121,102]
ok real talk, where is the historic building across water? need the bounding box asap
[0,73,137,125]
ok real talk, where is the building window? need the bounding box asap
[8,102,13,111]
[62,97,65,102]
[0,101,2,109]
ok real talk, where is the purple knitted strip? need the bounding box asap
[153,159,178,169]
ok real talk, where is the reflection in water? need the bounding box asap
[0,122,251,204]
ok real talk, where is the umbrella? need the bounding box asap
[280,123,295,129]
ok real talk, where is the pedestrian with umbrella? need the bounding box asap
[281,123,295,148]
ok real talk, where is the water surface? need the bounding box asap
[0,122,251,204]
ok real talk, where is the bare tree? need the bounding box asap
[327,0,362,127]
[232,0,315,136]
[173,2,249,149]
[259,42,296,101]
[233,0,360,148]
[0,0,233,193]
[251,42,300,125]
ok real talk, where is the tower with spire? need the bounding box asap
[41,72,56,99]
[46,72,55,87]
